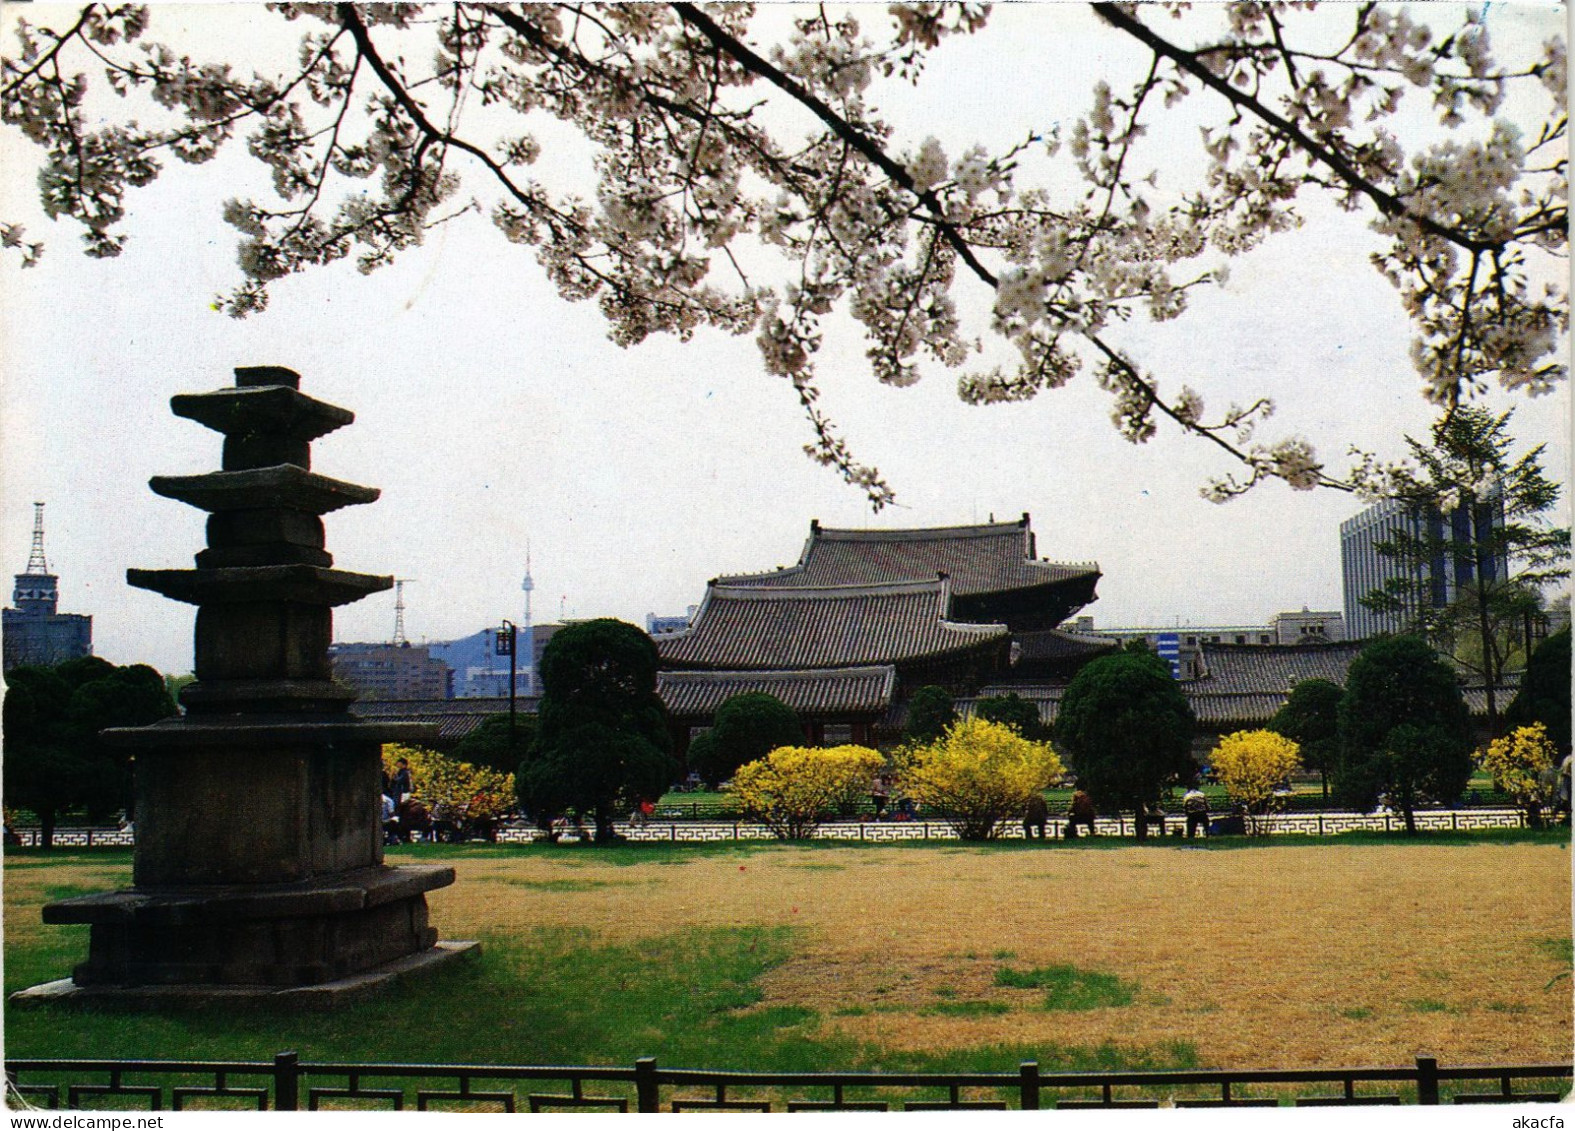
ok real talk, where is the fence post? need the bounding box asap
[1018,1061,1040,1111]
[1415,1055,1439,1105]
[634,1057,660,1113]
[274,1051,300,1111]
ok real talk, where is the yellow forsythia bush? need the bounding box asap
[899,717,1064,840]
[1479,723,1559,818]
[730,745,885,840]
[1210,729,1300,834]
[382,743,517,823]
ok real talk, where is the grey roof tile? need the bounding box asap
[656,579,1008,670]
[657,666,896,718]
[718,518,1099,598]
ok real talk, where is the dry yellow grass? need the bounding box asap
[7,842,1569,1070]
[431,842,1572,1069]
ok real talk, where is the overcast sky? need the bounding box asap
[2,2,1568,677]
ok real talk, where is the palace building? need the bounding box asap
[652,516,1112,748]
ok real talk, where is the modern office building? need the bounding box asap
[329,641,453,700]
[3,503,92,671]
[1340,496,1506,640]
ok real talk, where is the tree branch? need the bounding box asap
[1091,2,1520,255]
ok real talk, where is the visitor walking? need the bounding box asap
[1183,784,1209,838]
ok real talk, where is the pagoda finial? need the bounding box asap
[25,502,49,575]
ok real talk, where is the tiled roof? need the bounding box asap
[350,696,532,742]
[1184,693,1302,727]
[1192,641,1366,694]
[718,517,1099,599]
[1014,628,1121,662]
[965,684,1065,725]
[655,579,1008,670]
[657,666,896,718]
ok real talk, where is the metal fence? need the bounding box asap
[6,1053,1568,1111]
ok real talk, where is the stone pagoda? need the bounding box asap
[14,366,474,1007]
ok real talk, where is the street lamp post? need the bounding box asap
[497,620,518,737]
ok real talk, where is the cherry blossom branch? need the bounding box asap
[1091,2,1547,255]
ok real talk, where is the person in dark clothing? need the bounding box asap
[1065,790,1097,838]
[387,757,413,803]
[1023,793,1049,839]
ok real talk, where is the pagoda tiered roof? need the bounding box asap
[718,516,1098,601]
[654,578,1008,671]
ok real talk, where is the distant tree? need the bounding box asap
[1054,650,1194,839]
[521,619,676,842]
[1355,407,1569,730]
[1269,678,1343,800]
[1477,723,1560,828]
[904,685,957,745]
[688,692,803,788]
[1210,729,1301,835]
[899,718,1064,841]
[453,712,537,777]
[1505,626,1571,757]
[683,730,719,786]
[730,745,884,840]
[974,692,1044,740]
[2,658,176,847]
[520,723,674,842]
[1335,636,1474,834]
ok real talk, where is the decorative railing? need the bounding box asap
[5,806,1540,847]
[6,1054,1568,1111]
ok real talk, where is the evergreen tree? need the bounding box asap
[2,659,176,847]
[521,619,676,842]
[903,686,957,745]
[1054,650,1194,839]
[688,692,803,789]
[1504,626,1571,757]
[1357,407,1569,730]
[1335,636,1474,834]
[1269,678,1343,800]
[974,692,1044,740]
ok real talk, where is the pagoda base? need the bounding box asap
[11,941,478,1012]
[14,865,468,1005]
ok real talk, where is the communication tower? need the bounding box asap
[26,501,49,574]
[521,544,536,695]
[392,579,415,647]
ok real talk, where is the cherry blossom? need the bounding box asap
[1,3,1565,506]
